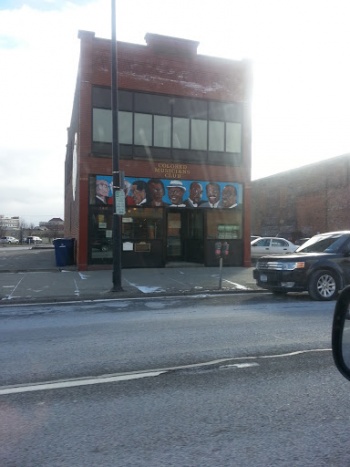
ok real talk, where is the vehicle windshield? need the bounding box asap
[296,234,350,253]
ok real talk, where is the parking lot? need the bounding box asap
[0,245,57,272]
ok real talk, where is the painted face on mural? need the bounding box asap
[189,182,203,204]
[96,180,111,205]
[148,181,164,203]
[221,185,237,208]
[206,183,220,205]
[168,187,185,205]
[131,184,146,205]
[96,180,110,198]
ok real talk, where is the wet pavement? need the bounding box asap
[0,245,263,304]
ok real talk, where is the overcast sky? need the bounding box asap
[1,0,350,224]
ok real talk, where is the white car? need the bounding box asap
[0,236,19,244]
[25,236,43,244]
[251,236,297,258]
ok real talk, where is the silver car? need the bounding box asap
[0,236,19,244]
[251,236,297,258]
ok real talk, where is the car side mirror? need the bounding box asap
[332,286,350,381]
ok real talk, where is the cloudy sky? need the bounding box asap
[1,0,350,224]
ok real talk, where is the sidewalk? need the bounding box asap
[0,246,262,304]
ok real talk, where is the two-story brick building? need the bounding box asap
[64,31,252,270]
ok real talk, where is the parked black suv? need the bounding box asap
[253,231,350,301]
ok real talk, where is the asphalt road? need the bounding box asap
[0,294,348,466]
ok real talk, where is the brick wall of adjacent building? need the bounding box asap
[251,153,350,241]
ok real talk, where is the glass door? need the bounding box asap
[167,211,182,259]
[166,210,204,262]
[186,210,204,262]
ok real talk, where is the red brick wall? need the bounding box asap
[251,154,350,240]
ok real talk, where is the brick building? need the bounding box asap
[251,153,350,241]
[65,31,252,270]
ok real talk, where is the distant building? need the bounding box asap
[64,31,253,270]
[39,218,64,239]
[0,216,20,229]
[39,218,64,228]
[251,153,350,241]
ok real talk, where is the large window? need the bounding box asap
[119,111,133,144]
[206,210,242,239]
[209,121,225,151]
[92,88,243,157]
[173,117,189,149]
[154,115,171,147]
[122,208,163,240]
[92,109,133,144]
[89,205,113,261]
[93,108,112,143]
[226,122,241,153]
[134,113,152,146]
[191,119,207,150]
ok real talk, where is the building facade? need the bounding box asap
[0,216,20,230]
[65,31,252,270]
[251,153,350,241]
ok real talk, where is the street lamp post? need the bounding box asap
[111,0,123,292]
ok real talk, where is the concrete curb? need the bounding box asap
[0,287,268,307]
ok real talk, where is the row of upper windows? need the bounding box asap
[92,87,243,121]
[93,109,242,153]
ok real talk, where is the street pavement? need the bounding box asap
[0,245,263,304]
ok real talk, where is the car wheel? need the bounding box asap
[308,269,339,301]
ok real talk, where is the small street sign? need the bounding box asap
[115,190,126,215]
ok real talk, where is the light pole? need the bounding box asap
[111,0,123,291]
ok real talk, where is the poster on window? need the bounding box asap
[93,175,242,210]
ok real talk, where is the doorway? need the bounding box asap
[166,210,204,263]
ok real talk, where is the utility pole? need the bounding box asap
[111,0,124,291]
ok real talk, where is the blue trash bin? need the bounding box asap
[53,238,75,267]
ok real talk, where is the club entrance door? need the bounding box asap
[166,210,204,263]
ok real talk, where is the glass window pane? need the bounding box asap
[172,97,207,118]
[93,108,112,143]
[90,205,113,260]
[118,90,133,111]
[154,115,171,147]
[209,121,224,151]
[226,122,241,153]
[206,210,242,239]
[122,208,163,240]
[118,111,133,144]
[92,86,111,108]
[209,101,242,121]
[134,113,152,146]
[191,119,207,150]
[173,117,189,149]
[135,93,170,114]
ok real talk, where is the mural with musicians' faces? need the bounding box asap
[93,175,242,210]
